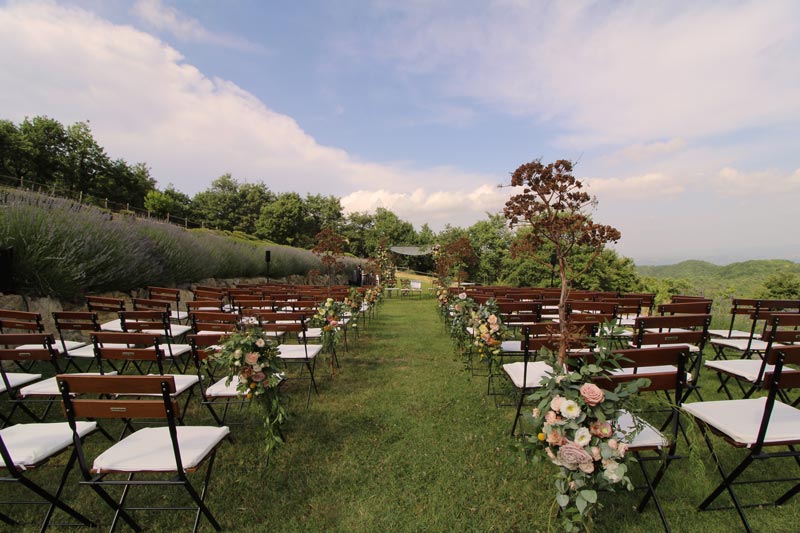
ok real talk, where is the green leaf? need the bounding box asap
[575,495,587,514]
[580,489,597,503]
[556,494,570,508]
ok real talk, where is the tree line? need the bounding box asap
[0,115,644,291]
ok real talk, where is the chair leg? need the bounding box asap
[110,472,137,533]
[87,481,142,532]
[696,425,754,532]
[186,451,222,532]
[510,387,524,437]
[37,447,95,531]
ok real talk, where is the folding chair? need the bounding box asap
[58,374,230,532]
[0,334,54,426]
[119,310,192,372]
[265,319,322,409]
[682,344,800,532]
[708,298,764,339]
[86,296,126,332]
[705,313,800,400]
[147,287,188,323]
[0,420,97,531]
[600,346,690,531]
[503,327,558,436]
[709,300,800,361]
[0,309,45,335]
[190,311,240,336]
[90,332,200,425]
[51,311,102,371]
[630,314,710,400]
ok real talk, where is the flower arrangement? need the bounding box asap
[311,297,343,355]
[343,287,363,330]
[449,291,476,354]
[524,323,650,532]
[211,328,287,455]
[470,299,509,373]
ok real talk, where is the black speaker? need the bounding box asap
[265,250,271,263]
[0,247,13,292]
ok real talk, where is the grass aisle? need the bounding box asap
[249,297,551,531]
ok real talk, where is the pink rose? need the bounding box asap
[557,441,594,470]
[590,446,601,461]
[579,383,605,406]
[578,461,595,474]
[589,420,613,438]
[488,314,498,325]
[608,438,618,450]
[245,352,259,365]
[545,410,558,424]
[547,431,565,446]
[618,443,628,457]
[550,395,564,412]
[252,372,266,382]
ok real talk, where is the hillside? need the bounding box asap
[636,259,800,298]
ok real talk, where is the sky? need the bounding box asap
[0,0,798,265]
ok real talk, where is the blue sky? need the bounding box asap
[1,0,798,265]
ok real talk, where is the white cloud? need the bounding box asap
[604,138,687,164]
[131,0,264,52]
[711,166,800,196]
[341,183,509,229]
[585,173,684,199]
[0,2,487,199]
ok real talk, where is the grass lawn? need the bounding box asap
[5,296,799,531]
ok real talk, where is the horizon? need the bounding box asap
[1,1,798,265]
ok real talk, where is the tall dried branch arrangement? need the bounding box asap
[503,159,621,365]
[312,227,347,287]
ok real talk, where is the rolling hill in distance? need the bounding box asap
[636,259,800,298]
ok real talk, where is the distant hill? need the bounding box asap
[636,259,800,298]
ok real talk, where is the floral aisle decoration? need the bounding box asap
[449,291,476,356]
[310,297,344,375]
[524,323,650,532]
[343,287,363,331]
[211,328,287,455]
[434,280,452,317]
[470,299,509,374]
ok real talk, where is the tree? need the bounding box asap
[467,213,513,284]
[759,271,800,299]
[16,116,68,186]
[255,192,307,245]
[144,184,192,220]
[192,174,274,234]
[435,236,477,285]
[503,158,621,364]
[305,194,344,235]
[341,211,375,257]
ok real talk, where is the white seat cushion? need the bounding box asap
[142,374,199,395]
[1,421,97,467]
[708,329,754,339]
[18,340,85,355]
[710,338,770,352]
[302,328,323,339]
[683,397,800,447]
[170,310,188,321]
[616,410,669,450]
[502,361,553,389]
[0,372,42,394]
[206,376,244,398]
[704,359,771,383]
[92,425,230,473]
[100,319,124,332]
[160,343,192,358]
[278,344,323,360]
[19,372,116,397]
[67,342,129,359]
[500,340,525,353]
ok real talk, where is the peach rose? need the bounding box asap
[245,352,259,365]
[545,410,558,424]
[550,395,564,412]
[557,441,594,470]
[252,371,266,382]
[590,420,613,438]
[579,383,605,406]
